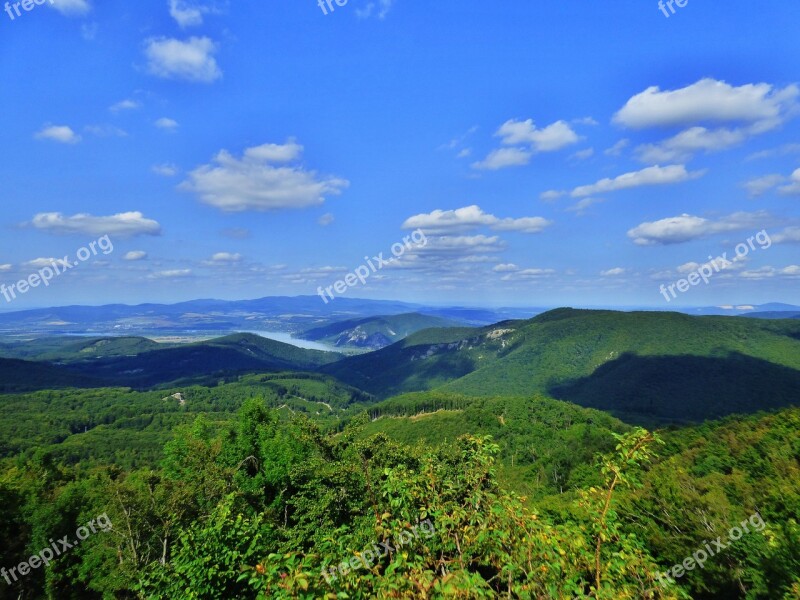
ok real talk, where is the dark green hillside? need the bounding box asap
[0,357,103,392]
[62,333,342,388]
[324,309,800,422]
[300,312,466,349]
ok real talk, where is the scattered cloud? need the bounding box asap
[627,211,770,246]
[614,78,799,129]
[208,252,242,264]
[600,267,626,276]
[144,36,222,83]
[155,117,179,131]
[0,264,11,272]
[402,205,551,234]
[169,0,220,28]
[540,190,566,202]
[567,197,604,216]
[152,163,180,177]
[29,212,162,237]
[123,251,148,261]
[635,126,747,163]
[472,118,581,170]
[570,148,594,161]
[318,213,335,226]
[109,99,141,113]
[34,125,81,144]
[747,143,800,161]
[571,164,705,198]
[773,227,800,244]
[493,263,519,272]
[471,147,532,171]
[604,139,630,156]
[356,0,395,19]
[150,269,192,279]
[779,168,800,195]
[50,0,91,16]
[499,267,555,281]
[179,140,349,212]
[743,174,786,197]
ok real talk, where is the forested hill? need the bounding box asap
[322,308,800,422]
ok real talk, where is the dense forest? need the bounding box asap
[0,373,798,598]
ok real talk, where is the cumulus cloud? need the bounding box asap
[779,168,800,195]
[627,211,769,246]
[472,118,581,170]
[493,263,519,272]
[402,205,551,235]
[0,264,12,272]
[566,197,604,216]
[29,212,162,237]
[773,227,800,244]
[743,169,800,196]
[144,37,222,83]
[571,164,704,198]
[168,0,215,27]
[600,267,626,276]
[614,79,799,129]
[179,140,349,212]
[34,125,81,144]
[123,251,148,261]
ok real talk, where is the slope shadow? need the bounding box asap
[548,351,800,424]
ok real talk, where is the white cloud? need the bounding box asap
[50,0,91,16]
[540,190,566,202]
[600,267,626,276]
[743,174,786,197]
[627,211,769,246]
[109,99,141,113]
[493,263,519,272]
[25,258,70,269]
[495,119,581,152]
[169,0,213,27]
[779,168,800,195]
[152,163,179,177]
[155,117,179,131]
[318,213,335,226]
[208,252,242,263]
[144,37,222,83]
[151,269,192,279]
[402,205,551,235]
[570,148,594,161]
[635,126,747,163]
[614,79,799,129]
[773,227,800,244]
[604,139,630,156]
[356,0,395,19]
[179,140,349,212]
[747,143,800,161]
[566,197,604,216]
[34,125,81,144]
[780,265,800,277]
[571,164,704,198]
[471,147,532,170]
[123,251,148,261]
[499,268,555,281]
[30,212,162,237]
[0,264,11,272]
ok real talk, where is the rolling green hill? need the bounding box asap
[0,336,164,362]
[322,308,800,422]
[60,333,343,388]
[300,312,467,349]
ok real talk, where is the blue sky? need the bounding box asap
[1,0,799,309]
